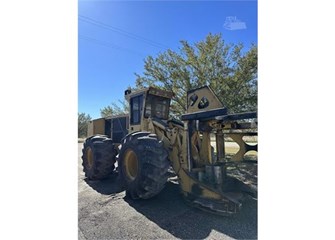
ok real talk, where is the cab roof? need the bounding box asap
[124,86,174,101]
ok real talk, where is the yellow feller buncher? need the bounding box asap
[82,86,257,215]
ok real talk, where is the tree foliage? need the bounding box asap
[135,33,257,116]
[100,99,129,117]
[78,112,92,138]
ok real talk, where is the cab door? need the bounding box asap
[129,94,143,132]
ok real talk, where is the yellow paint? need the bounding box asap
[86,147,93,169]
[87,118,105,137]
[124,149,138,181]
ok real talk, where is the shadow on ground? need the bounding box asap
[85,174,257,239]
[124,181,257,239]
[84,172,125,195]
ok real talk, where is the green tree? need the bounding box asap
[78,112,92,138]
[135,33,257,116]
[100,99,129,117]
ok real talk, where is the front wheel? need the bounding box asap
[118,132,169,199]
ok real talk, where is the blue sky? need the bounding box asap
[78,0,257,119]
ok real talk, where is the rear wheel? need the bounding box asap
[82,135,117,180]
[118,132,169,199]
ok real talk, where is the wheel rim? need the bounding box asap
[86,147,94,169]
[124,149,138,181]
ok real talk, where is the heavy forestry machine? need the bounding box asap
[82,86,257,215]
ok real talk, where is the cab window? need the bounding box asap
[130,95,143,124]
[144,95,170,120]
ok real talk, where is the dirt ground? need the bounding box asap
[78,142,257,240]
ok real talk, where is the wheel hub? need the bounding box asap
[86,147,94,169]
[124,149,138,180]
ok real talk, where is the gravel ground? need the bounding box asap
[78,143,257,240]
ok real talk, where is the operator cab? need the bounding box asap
[125,87,173,132]
[144,94,170,119]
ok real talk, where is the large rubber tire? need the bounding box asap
[82,135,117,180]
[118,132,169,199]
